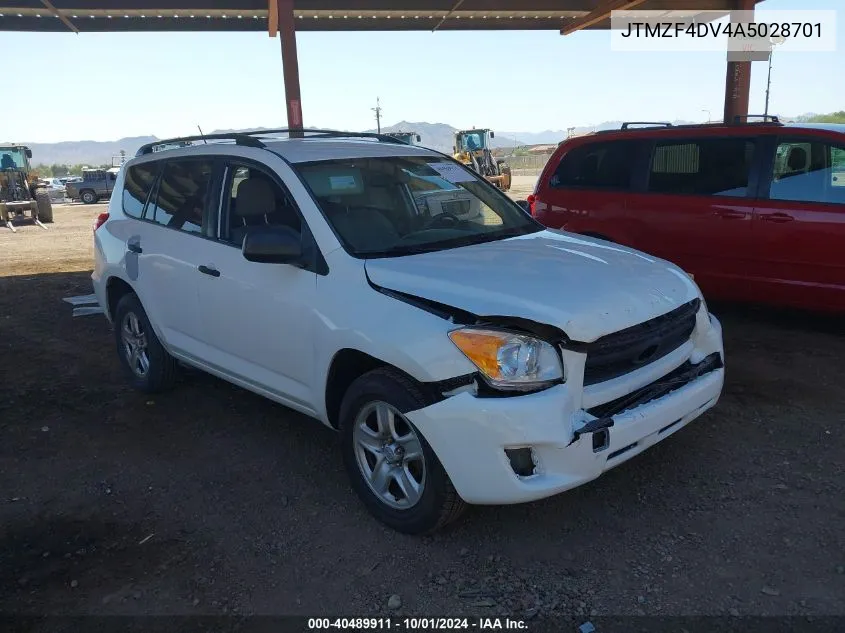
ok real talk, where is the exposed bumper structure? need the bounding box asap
[408,313,724,505]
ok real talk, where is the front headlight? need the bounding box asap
[448,328,563,390]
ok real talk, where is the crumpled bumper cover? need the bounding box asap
[407,314,725,505]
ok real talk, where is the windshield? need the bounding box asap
[459,133,485,151]
[293,155,541,258]
[0,149,27,171]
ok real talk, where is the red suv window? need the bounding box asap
[646,137,755,198]
[550,141,638,190]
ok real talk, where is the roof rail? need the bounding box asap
[242,128,408,144]
[621,121,673,129]
[134,128,412,157]
[732,114,781,124]
[136,133,264,156]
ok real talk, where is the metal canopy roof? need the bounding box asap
[1,1,752,34]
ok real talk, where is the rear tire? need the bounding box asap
[497,161,512,191]
[339,368,466,534]
[80,190,98,205]
[113,293,177,393]
[34,188,53,223]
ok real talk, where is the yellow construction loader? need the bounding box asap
[452,128,511,191]
[0,144,53,232]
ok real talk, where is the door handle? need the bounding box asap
[198,265,220,277]
[761,212,794,223]
[127,242,142,253]
[714,209,747,220]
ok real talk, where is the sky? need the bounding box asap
[2,0,842,143]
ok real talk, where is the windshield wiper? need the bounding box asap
[359,244,444,258]
[358,225,538,259]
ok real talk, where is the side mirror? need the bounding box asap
[515,200,531,213]
[242,225,303,264]
[25,149,33,158]
[415,135,421,142]
[489,131,495,138]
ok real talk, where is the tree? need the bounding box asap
[808,111,845,124]
[49,164,69,178]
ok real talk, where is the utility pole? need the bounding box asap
[764,36,784,118]
[372,97,382,134]
[763,51,774,117]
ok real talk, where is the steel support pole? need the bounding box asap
[723,0,755,124]
[277,0,303,136]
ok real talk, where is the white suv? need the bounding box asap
[92,129,725,534]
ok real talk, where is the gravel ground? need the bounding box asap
[1,203,844,623]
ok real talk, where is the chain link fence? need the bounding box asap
[501,153,553,175]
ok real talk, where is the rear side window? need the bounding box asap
[122,163,159,218]
[146,160,214,235]
[647,137,754,197]
[550,141,637,190]
[769,139,845,205]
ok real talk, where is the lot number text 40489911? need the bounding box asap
[307,618,529,630]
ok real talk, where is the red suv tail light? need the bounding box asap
[93,212,109,232]
[527,194,536,216]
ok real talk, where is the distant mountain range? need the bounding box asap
[19,114,820,166]
[22,136,156,167]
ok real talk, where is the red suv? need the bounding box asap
[530,119,845,312]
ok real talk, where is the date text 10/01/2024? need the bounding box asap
[307,618,529,630]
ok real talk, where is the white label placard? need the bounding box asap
[427,162,476,183]
[329,175,358,191]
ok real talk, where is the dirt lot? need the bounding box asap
[508,175,537,201]
[1,203,844,623]
[0,202,106,275]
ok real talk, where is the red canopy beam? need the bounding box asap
[270,0,303,134]
[722,0,755,124]
[560,0,648,36]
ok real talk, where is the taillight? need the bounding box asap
[93,212,109,232]
[527,194,536,216]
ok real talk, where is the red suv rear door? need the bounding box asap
[752,133,845,311]
[625,135,761,301]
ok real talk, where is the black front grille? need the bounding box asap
[587,352,723,419]
[583,299,700,386]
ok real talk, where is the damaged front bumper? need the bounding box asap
[406,313,724,505]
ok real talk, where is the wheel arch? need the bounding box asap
[324,348,439,430]
[105,276,136,322]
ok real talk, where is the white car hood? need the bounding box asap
[364,230,701,343]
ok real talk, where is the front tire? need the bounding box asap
[34,188,53,223]
[113,293,177,393]
[339,368,466,534]
[80,190,98,204]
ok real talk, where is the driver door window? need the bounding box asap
[220,164,302,247]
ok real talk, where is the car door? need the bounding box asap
[625,135,760,301]
[128,157,216,358]
[751,135,845,311]
[533,140,637,240]
[191,154,319,413]
[104,171,117,197]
